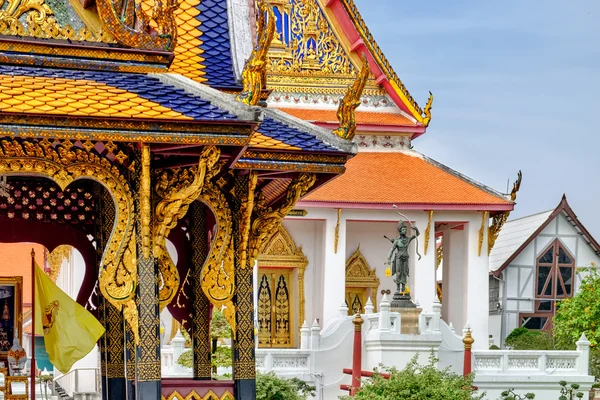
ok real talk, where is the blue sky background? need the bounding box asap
[354,0,600,239]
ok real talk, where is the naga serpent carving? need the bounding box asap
[237,1,276,106]
[332,53,370,141]
[95,0,178,51]
[246,173,317,270]
[198,162,237,334]
[0,138,139,342]
[154,146,221,311]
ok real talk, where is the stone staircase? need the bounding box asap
[54,381,71,400]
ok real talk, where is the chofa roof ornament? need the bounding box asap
[332,53,370,141]
[237,1,276,106]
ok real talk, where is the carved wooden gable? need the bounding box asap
[345,246,379,288]
[258,225,308,269]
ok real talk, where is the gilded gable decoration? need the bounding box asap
[264,0,354,75]
[96,0,178,51]
[0,0,112,42]
[345,246,379,313]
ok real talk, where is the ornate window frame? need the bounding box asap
[520,239,575,330]
[345,246,380,314]
[257,225,308,348]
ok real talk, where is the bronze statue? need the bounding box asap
[386,221,420,294]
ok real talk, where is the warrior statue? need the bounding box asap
[386,220,420,294]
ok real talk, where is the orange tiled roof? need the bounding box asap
[169,0,206,83]
[249,132,302,150]
[277,108,416,127]
[0,243,46,306]
[0,75,191,120]
[303,152,512,206]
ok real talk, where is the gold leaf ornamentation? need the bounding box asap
[332,54,370,141]
[488,170,522,255]
[153,146,220,311]
[198,174,236,334]
[0,138,139,343]
[95,0,178,51]
[238,2,276,106]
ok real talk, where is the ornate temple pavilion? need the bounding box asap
[0,0,523,399]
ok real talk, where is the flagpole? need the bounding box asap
[30,248,36,400]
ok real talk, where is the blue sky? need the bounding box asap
[354,0,600,239]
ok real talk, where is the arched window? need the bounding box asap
[520,239,575,330]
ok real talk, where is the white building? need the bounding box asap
[489,195,600,345]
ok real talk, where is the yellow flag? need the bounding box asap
[34,262,105,372]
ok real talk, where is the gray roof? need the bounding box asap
[489,210,553,272]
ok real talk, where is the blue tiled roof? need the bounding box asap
[258,118,338,152]
[0,65,238,121]
[198,0,240,89]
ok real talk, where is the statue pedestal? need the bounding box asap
[390,292,421,334]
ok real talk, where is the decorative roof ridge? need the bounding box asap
[153,73,260,121]
[419,153,512,204]
[334,0,426,123]
[261,107,357,154]
[492,196,600,275]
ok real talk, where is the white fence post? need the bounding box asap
[576,333,591,374]
[300,321,310,350]
[364,298,374,315]
[171,330,186,375]
[310,320,321,350]
[378,294,390,332]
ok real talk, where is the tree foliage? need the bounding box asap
[554,265,600,349]
[340,354,483,400]
[256,372,315,400]
[505,327,554,350]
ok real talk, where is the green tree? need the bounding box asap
[210,309,232,373]
[176,308,233,376]
[256,372,315,400]
[554,265,600,349]
[340,354,484,400]
[553,264,600,378]
[505,327,554,350]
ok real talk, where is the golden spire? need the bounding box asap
[422,91,434,127]
[332,53,370,141]
[237,2,276,106]
[488,170,523,255]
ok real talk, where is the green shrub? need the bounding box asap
[554,265,600,350]
[256,372,315,400]
[505,327,554,350]
[339,354,483,400]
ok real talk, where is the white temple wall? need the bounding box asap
[281,219,325,326]
[345,220,398,306]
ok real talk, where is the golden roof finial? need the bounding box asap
[332,53,370,141]
[488,170,523,255]
[237,2,276,106]
[422,91,434,127]
[510,170,523,202]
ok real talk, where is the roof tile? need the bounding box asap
[303,152,512,205]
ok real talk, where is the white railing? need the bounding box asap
[473,334,590,376]
[54,367,101,396]
[256,350,311,372]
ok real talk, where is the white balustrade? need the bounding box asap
[473,334,590,376]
